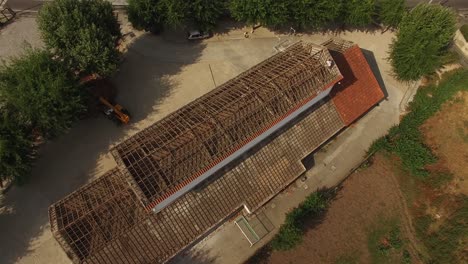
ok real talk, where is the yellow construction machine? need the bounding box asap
[80,74,130,125]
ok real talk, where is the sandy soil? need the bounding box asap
[263,155,412,264]
[421,91,468,195]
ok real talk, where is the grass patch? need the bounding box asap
[461,24,468,42]
[334,252,360,264]
[415,196,468,263]
[270,189,334,251]
[369,70,468,178]
[367,217,408,264]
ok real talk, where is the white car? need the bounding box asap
[187,30,211,40]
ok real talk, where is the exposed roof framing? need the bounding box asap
[49,169,147,263]
[111,41,342,210]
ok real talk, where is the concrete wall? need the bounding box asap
[454,29,468,63]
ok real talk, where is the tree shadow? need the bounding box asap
[168,248,219,264]
[0,32,206,264]
[270,22,383,38]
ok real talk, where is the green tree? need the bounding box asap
[38,0,121,77]
[289,0,342,29]
[0,109,32,185]
[190,0,225,31]
[0,49,85,138]
[229,0,289,27]
[157,0,190,29]
[343,0,376,27]
[389,4,456,81]
[378,0,405,28]
[127,0,163,32]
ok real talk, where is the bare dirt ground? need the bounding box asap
[421,91,468,196]
[262,154,418,264]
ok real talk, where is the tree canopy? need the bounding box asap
[289,0,342,29]
[378,0,405,28]
[127,0,163,32]
[190,0,225,31]
[0,49,85,138]
[0,108,32,184]
[38,0,121,77]
[229,0,289,27]
[389,4,456,81]
[343,0,376,27]
[157,0,190,29]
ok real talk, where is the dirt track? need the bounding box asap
[265,154,421,264]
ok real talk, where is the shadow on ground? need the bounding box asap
[362,48,389,98]
[0,33,206,264]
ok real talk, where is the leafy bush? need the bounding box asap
[389,4,456,81]
[190,0,225,31]
[343,0,376,27]
[38,0,121,77]
[0,49,85,138]
[271,190,330,250]
[229,0,289,27]
[0,109,32,184]
[127,0,163,32]
[288,0,342,29]
[157,0,190,29]
[369,70,468,178]
[377,0,405,28]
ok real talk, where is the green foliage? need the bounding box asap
[0,49,85,138]
[0,109,32,184]
[389,4,456,81]
[229,0,289,27]
[460,24,468,42]
[343,0,376,27]
[377,0,405,28]
[367,218,406,263]
[271,190,330,250]
[415,196,468,263]
[368,70,468,178]
[127,0,163,32]
[288,0,342,29]
[157,0,190,29]
[190,0,225,31]
[38,0,121,77]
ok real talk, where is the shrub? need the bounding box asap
[369,70,468,178]
[271,190,330,250]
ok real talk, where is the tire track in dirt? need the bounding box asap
[387,169,425,264]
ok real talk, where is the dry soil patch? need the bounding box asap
[265,155,409,264]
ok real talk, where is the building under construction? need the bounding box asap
[49,38,384,264]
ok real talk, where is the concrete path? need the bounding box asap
[170,31,408,264]
[0,17,409,264]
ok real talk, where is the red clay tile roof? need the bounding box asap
[327,43,385,125]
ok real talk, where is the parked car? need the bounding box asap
[187,30,211,40]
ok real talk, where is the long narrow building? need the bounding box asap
[49,38,384,264]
